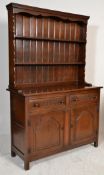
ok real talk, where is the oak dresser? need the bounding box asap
[6,3,102,170]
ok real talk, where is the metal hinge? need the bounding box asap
[70,123,73,128]
[96,130,98,135]
[28,120,31,127]
[28,148,31,154]
[97,106,99,113]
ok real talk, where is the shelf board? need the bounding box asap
[15,62,85,66]
[14,35,86,44]
[14,80,82,89]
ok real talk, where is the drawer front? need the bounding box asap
[70,92,98,105]
[28,96,66,114]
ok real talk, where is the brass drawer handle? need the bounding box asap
[92,96,97,100]
[59,101,64,104]
[33,103,40,107]
[71,97,78,102]
[89,96,97,100]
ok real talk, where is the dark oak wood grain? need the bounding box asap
[6,3,102,170]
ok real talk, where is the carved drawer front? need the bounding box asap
[70,92,98,105]
[28,96,66,114]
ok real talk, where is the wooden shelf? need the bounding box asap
[14,80,82,89]
[15,62,85,66]
[14,35,86,44]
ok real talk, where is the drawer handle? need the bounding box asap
[59,101,64,104]
[33,103,40,108]
[90,96,97,100]
[71,97,78,102]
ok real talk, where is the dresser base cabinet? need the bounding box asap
[10,88,100,170]
[6,3,102,170]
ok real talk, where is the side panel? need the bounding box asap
[10,93,25,154]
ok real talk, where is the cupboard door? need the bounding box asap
[70,104,98,145]
[28,110,65,156]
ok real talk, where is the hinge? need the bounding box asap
[28,148,31,154]
[97,106,99,113]
[70,123,73,128]
[96,130,98,135]
[28,120,31,127]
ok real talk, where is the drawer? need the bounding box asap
[70,93,98,105]
[28,96,66,113]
